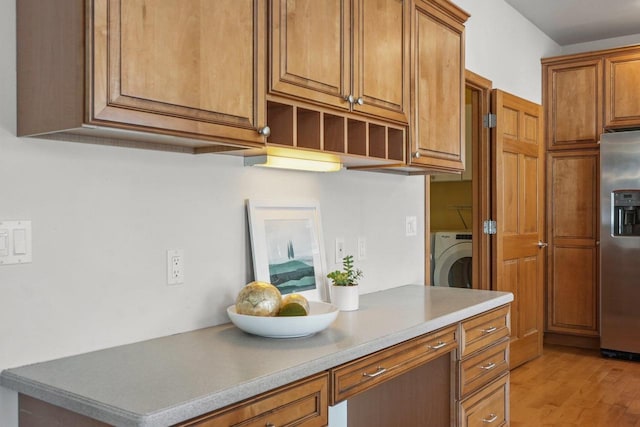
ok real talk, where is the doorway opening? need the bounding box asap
[426,70,492,291]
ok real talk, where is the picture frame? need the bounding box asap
[246,200,328,302]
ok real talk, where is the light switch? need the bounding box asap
[0,229,8,257]
[405,216,417,237]
[0,220,32,265]
[13,229,27,255]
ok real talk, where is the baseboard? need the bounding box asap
[544,332,600,350]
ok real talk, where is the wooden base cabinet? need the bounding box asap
[457,306,511,426]
[458,373,509,427]
[178,373,328,427]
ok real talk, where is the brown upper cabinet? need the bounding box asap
[543,58,603,150]
[605,49,640,129]
[17,0,469,172]
[268,0,410,124]
[17,0,267,152]
[543,44,640,149]
[408,0,468,172]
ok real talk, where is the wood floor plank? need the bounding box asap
[511,345,640,426]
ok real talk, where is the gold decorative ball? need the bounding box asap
[235,281,282,316]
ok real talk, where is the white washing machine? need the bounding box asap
[431,231,472,288]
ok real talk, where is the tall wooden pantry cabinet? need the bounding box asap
[542,44,640,348]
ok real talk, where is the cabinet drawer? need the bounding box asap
[460,305,510,358]
[331,325,457,403]
[458,339,509,398]
[179,373,328,427]
[459,373,509,427]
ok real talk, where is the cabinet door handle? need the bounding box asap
[266,424,275,427]
[356,96,364,105]
[482,413,498,423]
[258,126,271,137]
[537,240,549,248]
[362,366,387,378]
[428,341,448,350]
[479,362,496,370]
[481,326,497,334]
[344,94,355,104]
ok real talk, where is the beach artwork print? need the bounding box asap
[264,218,317,295]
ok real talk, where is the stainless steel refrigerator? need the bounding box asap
[601,130,640,360]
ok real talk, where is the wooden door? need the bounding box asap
[491,90,545,369]
[410,0,468,171]
[604,49,640,129]
[544,58,603,149]
[546,151,599,338]
[352,0,409,123]
[91,0,266,145]
[269,0,351,111]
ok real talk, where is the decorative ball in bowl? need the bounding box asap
[227,300,339,338]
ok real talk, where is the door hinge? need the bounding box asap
[483,113,497,128]
[483,220,497,235]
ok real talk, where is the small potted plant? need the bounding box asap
[327,255,363,311]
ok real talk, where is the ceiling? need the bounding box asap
[504,0,640,46]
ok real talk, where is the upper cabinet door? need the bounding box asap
[409,0,468,170]
[352,0,410,123]
[91,0,266,145]
[544,58,603,150]
[604,50,640,129]
[269,0,409,123]
[269,0,351,111]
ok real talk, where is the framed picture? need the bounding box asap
[247,200,328,302]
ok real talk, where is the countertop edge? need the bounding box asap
[1,289,514,426]
[0,371,141,426]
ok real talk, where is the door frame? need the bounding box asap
[425,70,492,289]
[466,70,492,291]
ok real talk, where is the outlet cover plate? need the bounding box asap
[167,249,184,285]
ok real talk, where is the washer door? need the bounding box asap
[433,243,472,288]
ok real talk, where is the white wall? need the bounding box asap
[0,0,563,425]
[455,0,561,103]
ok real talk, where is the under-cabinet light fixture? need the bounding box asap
[244,155,343,172]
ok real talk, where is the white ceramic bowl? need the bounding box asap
[227,301,339,338]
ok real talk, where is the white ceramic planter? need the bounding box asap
[331,285,359,311]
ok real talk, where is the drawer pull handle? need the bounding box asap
[479,362,496,370]
[481,326,497,334]
[363,366,387,378]
[482,413,498,423]
[428,341,448,350]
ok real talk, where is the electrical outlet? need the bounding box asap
[357,237,367,260]
[167,249,184,285]
[335,238,345,263]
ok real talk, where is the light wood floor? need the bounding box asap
[510,345,640,426]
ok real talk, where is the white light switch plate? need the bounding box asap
[0,220,32,265]
[405,216,417,237]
